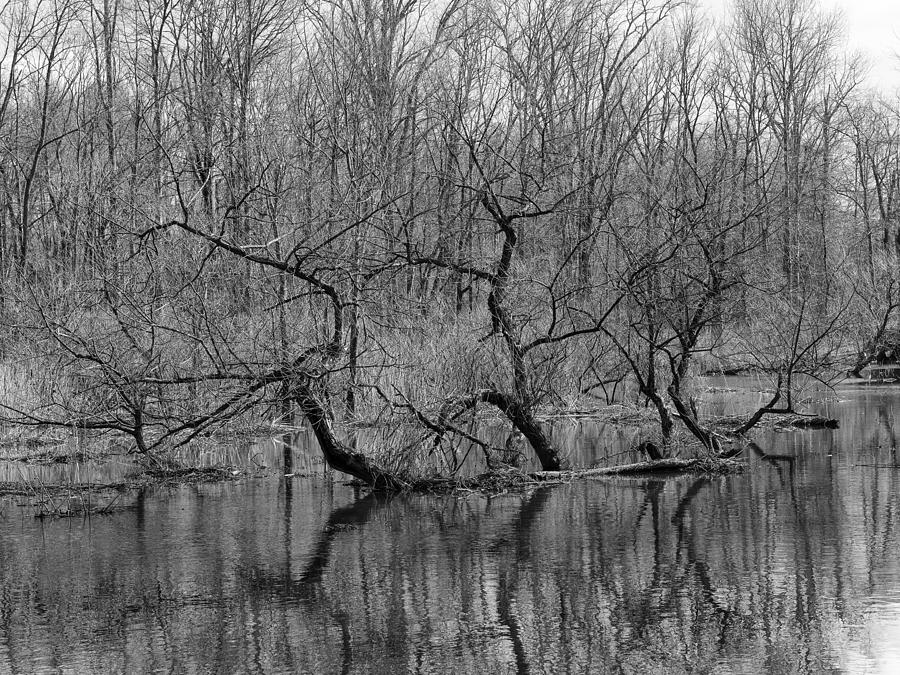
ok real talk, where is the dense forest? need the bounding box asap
[0,0,897,484]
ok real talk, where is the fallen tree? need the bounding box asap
[532,457,745,481]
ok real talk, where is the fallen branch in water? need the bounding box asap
[774,415,838,429]
[532,457,744,481]
[713,412,838,433]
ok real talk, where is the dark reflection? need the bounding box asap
[282,432,294,476]
[747,440,797,492]
[1,390,900,671]
[491,487,553,675]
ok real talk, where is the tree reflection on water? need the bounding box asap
[0,392,899,672]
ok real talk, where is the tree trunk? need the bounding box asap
[478,390,562,471]
[294,386,402,490]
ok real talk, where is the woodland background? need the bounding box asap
[0,0,896,480]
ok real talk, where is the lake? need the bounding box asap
[0,382,898,673]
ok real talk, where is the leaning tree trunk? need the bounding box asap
[476,197,564,471]
[294,386,403,490]
[478,390,562,471]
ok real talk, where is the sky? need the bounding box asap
[698,0,900,94]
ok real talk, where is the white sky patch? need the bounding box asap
[697,0,900,95]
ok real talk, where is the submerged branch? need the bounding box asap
[532,457,744,481]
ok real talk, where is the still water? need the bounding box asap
[0,385,899,673]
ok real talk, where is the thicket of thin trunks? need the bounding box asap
[0,0,896,480]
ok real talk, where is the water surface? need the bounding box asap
[0,385,899,673]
